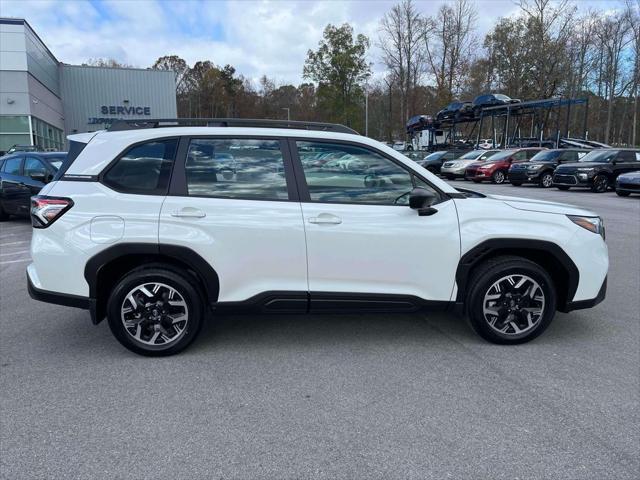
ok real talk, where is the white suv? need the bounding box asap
[27,119,608,356]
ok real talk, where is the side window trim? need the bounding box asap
[167,135,300,202]
[288,137,448,206]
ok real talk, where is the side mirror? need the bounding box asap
[409,187,438,216]
[30,172,48,183]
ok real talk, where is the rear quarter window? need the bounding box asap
[103,139,178,195]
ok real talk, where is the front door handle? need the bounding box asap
[171,207,206,218]
[309,213,342,225]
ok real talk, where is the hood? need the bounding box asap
[487,193,596,216]
[619,170,640,180]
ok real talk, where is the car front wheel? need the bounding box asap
[107,267,204,356]
[492,170,506,184]
[591,174,609,193]
[466,256,557,344]
[539,172,554,188]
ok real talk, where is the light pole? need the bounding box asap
[365,88,369,137]
[282,108,290,121]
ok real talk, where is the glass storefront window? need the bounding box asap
[0,116,30,132]
[31,116,64,152]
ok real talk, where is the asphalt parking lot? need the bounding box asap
[1,183,638,480]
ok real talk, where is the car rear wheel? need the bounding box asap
[591,174,609,193]
[466,256,556,344]
[557,186,570,191]
[492,170,506,184]
[107,267,204,356]
[0,202,8,221]
[539,172,554,188]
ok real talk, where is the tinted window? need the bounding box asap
[103,139,178,194]
[530,150,562,162]
[185,138,288,200]
[579,150,617,163]
[617,151,637,162]
[297,141,438,205]
[2,157,21,175]
[513,151,528,161]
[24,157,47,177]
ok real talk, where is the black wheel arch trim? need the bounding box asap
[84,242,221,313]
[455,239,579,311]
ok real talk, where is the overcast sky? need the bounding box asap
[2,0,621,86]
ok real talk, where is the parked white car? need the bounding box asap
[27,120,608,355]
[441,149,500,179]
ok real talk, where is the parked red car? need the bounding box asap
[465,148,545,184]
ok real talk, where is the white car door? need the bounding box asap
[159,137,308,304]
[293,140,461,306]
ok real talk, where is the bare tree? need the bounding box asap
[425,0,477,103]
[594,10,633,143]
[379,0,428,124]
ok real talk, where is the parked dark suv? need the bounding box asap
[508,149,589,188]
[417,150,459,174]
[0,152,66,219]
[436,101,474,122]
[553,149,640,192]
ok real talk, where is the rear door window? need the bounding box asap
[103,139,178,195]
[2,156,22,175]
[184,138,289,201]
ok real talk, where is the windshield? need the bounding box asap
[423,151,446,161]
[459,150,486,159]
[484,150,514,161]
[579,150,618,163]
[530,150,562,162]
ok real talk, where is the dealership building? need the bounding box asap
[0,18,177,153]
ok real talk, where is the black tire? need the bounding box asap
[616,189,630,197]
[591,174,609,193]
[510,181,523,186]
[107,267,204,356]
[0,202,9,221]
[539,172,554,188]
[466,255,557,345]
[492,170,507,184]
[557,185,570,191]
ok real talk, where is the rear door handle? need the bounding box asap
[308,213,342,225]
[171,207,206,218]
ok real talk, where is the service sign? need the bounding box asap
[88,105,151,124]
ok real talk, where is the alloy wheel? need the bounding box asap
[482,274,545,337]
[493,171,505,184]
[120,282,189,347]
[541,173,553,188]
[593,175,608,193]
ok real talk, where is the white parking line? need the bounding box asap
[0,241,30,247]
[0,258,31,265]
[0,250,29,257]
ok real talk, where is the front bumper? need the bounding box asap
[441,165,467,176]
[616,182,640,194]
[561,276,607,312]
[508,171,540,184]
[553,172,592,187]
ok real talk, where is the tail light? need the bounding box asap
[31,196,74,228]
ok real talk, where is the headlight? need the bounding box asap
[527,164,542,170]
[567,215,605,239]
[479,163,493,169]
[577,167,595,172]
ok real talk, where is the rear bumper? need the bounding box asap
[27,271,92,309]
[561,277,607,312]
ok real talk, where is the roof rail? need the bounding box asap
[107,118,359,135]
